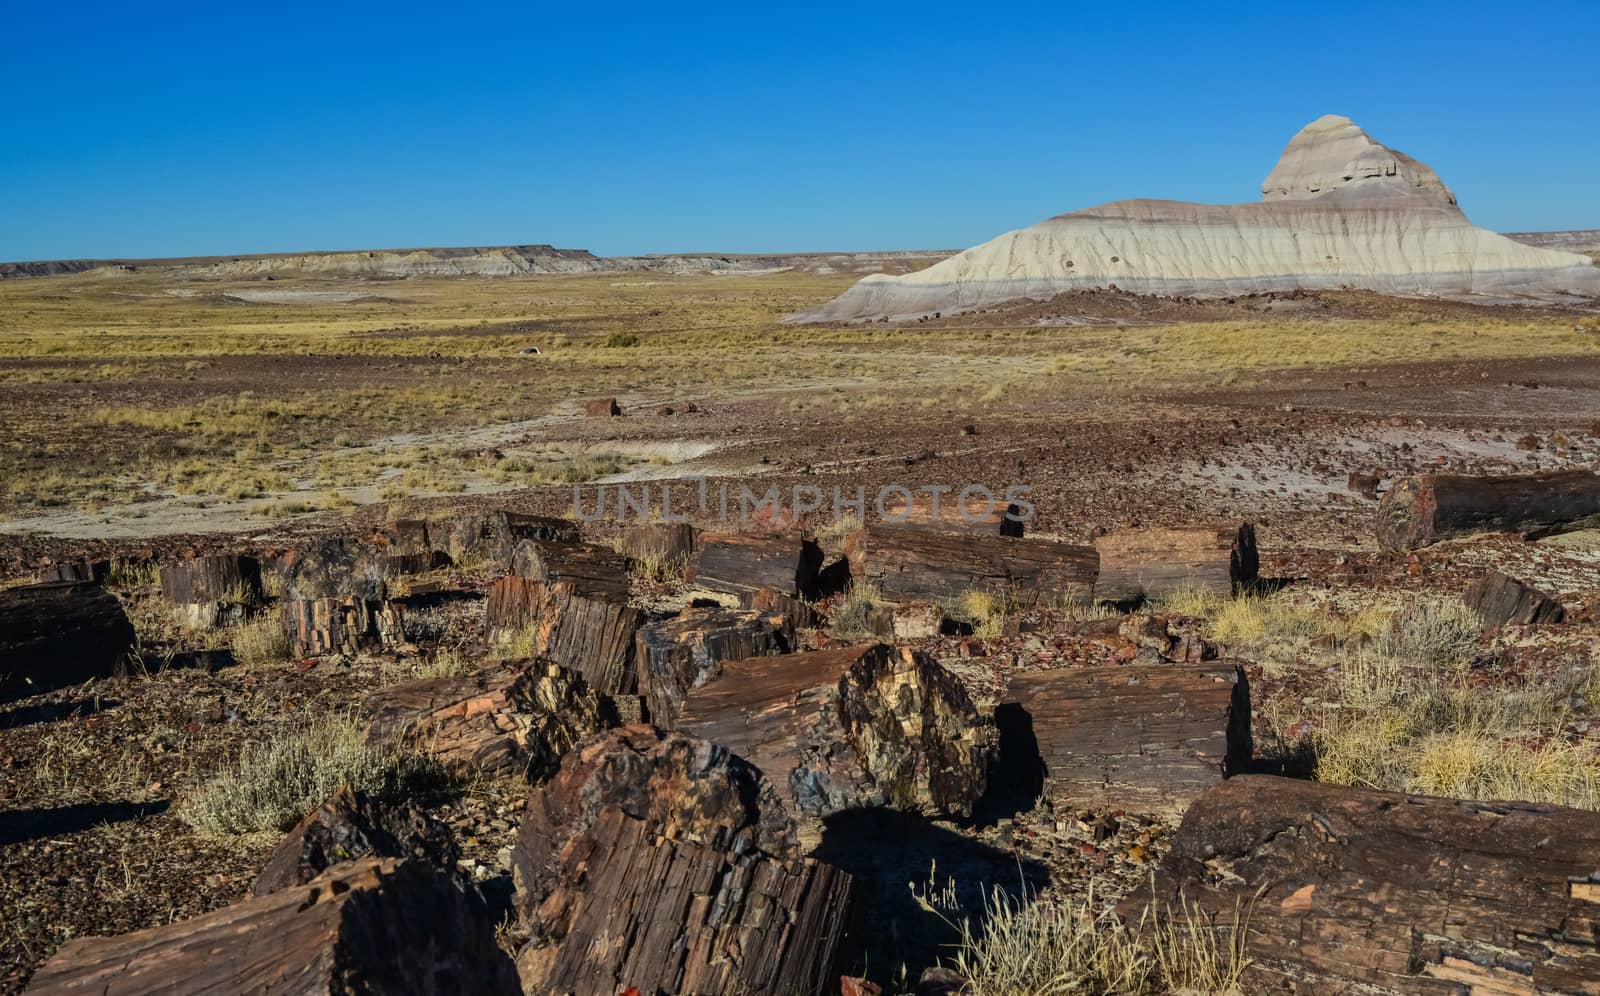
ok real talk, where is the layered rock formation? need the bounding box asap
[792,114,1600,321]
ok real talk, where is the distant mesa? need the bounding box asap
[790,114,1600,322]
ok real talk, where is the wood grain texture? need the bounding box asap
[1377,470,1600,551]
[0,581,136,700]
[1093,523,1257,603]
[851,524,1098,604]
[483,577,643,695]
[635,606,790,729]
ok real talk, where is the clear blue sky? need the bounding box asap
[3,1,1596,261]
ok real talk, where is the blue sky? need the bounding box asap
[2,1,1596,261]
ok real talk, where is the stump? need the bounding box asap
[252,785,458,896]
[1376,469,1600,551]
[0,582,136,700]
[282,597,405,657]
[483,577,643,695]
[276,536,386,601]
[616,521,697,561]
[430,510,579,566]
[509,726,857,996]
[1004,663,1250,818]
[676,644,997,833]
[25,858,518,995]
[1093,523,1258,603]
[635,606,791,728]
[692,531,824,598]
[1128,775,1600,993]
[506,538,630,599]
[880,492,1025,536]
[159,554,264,628]
[1464,569,1566,628]
[850,524,1098,604]
[362,660,613,780]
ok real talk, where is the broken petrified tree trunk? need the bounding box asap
[252,785,458,896]
[692,531,824,598]
[880,492,1025,536]
[281,597,405,657]
[635,606,791,728]
[372,518,450,575]
[362,660,613,781]
[675,644,996,833]
[1376,469,1600,551]
[36,558,110,584]
[0,582,136,700]
[25,858,519,995]
[740,585,820,630]
[582,397,621,417]
[159,554,264,628]
[1464,569,1566,628]
[430,510,579,566]
[615,521,697,562]
[505,538,630,599]
[1128,775,1600,994]
[276,536,387,601]
[483,577,643,695]
[1093,523,1258,603]
[850,524,1098,604]
[510,726,857,996]
[1003,663,1250,818]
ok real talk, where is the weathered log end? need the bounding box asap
[635,606,791,729]
[1128,775,1600,993]
[692,531,825,599]
[510,725,856,996]
[1093,523,1258,603]
[1464,570,1566,629]
[281,596,404,657]
[252,785,458,896]
[1375,474,1437,552]
[484,577,643,695]
[1,582,137,700]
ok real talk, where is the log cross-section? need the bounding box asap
[1003,663,1251,818]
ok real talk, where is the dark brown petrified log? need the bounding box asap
[281,597,405,657]
[615,521,698,562]
[509,726,857,996]
[635,606,791,728]
[252,785,458,896]
[740,585,820,630]
[361,660,613,781]
[1463,569,1566,628]
[483,577,643,695]
[1003,663,1250,818]
[276,536,387,601]
[880,492,1025,536]
[1093,523,1258,603]
[1127,775,1600,993]
[35,558,110,584]
[1376,469,1600,551]
[0,582,136,699]
[505,538,630,599]
[850,524,1098,604]
[430,510,580,566]
[675,644,996,834]
[691,531,824,598]
[159,553,264,628]
[25,858,519,995]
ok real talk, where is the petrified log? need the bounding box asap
[616,521,697,561]
[676,644,996,833]
[582,397,621,417]
[252,785,458,896]
[1003,663,1250,817]
[851,524,1098,604]
[635,606,791,728]
[692,531,824,598]
[1093,523,1258,603]
[510,726,857,996]
[159,553,264,628]
[362,660,612,780]
[373,518,450,575]
[430,509,579,566]
[484,577,643,695]
[1376,469,1600,551]
[277,536,386,601]
[0,582,136,700]
[1129,775,1600,993]
[25,858,518,995]
[881,492,1025,536]
[282,597,405,657]
[36,558,110,584]
[1464,569,1566,628]
[740,585,820,630]
[506,538,630,599]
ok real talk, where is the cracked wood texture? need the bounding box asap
[275,536,387,601]
[281,597,404,657]
[1093,523,1258,603]
[362,660,611,781]
[849,524,1098,604]
[1004,663,1251,818]
[1465,570,1566,629]
[0,581,136,700]
[692,531,824,598]
[429,510,579,566]
[483,577,644,695]
[615,521,697,561]
[1129,775,1600,994]
[635,606,791,729]
[158,554,264,628]
[1376,470,1600,552]
[880,493,1026,536]
[675,643,996,837]
[511,726,856,996]
[252,786,458,896]
[25,857,519,995]
[505,538,631,599]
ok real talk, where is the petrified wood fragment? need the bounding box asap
[635,606,791,728]
[1093,523,1258,603]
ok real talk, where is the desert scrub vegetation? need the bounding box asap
[182,712,440,839]
[946,588,1014,639]
[828,579,886,639]
[914,872,1250,995]
[231,614,292,667]
[627,552,689,585]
